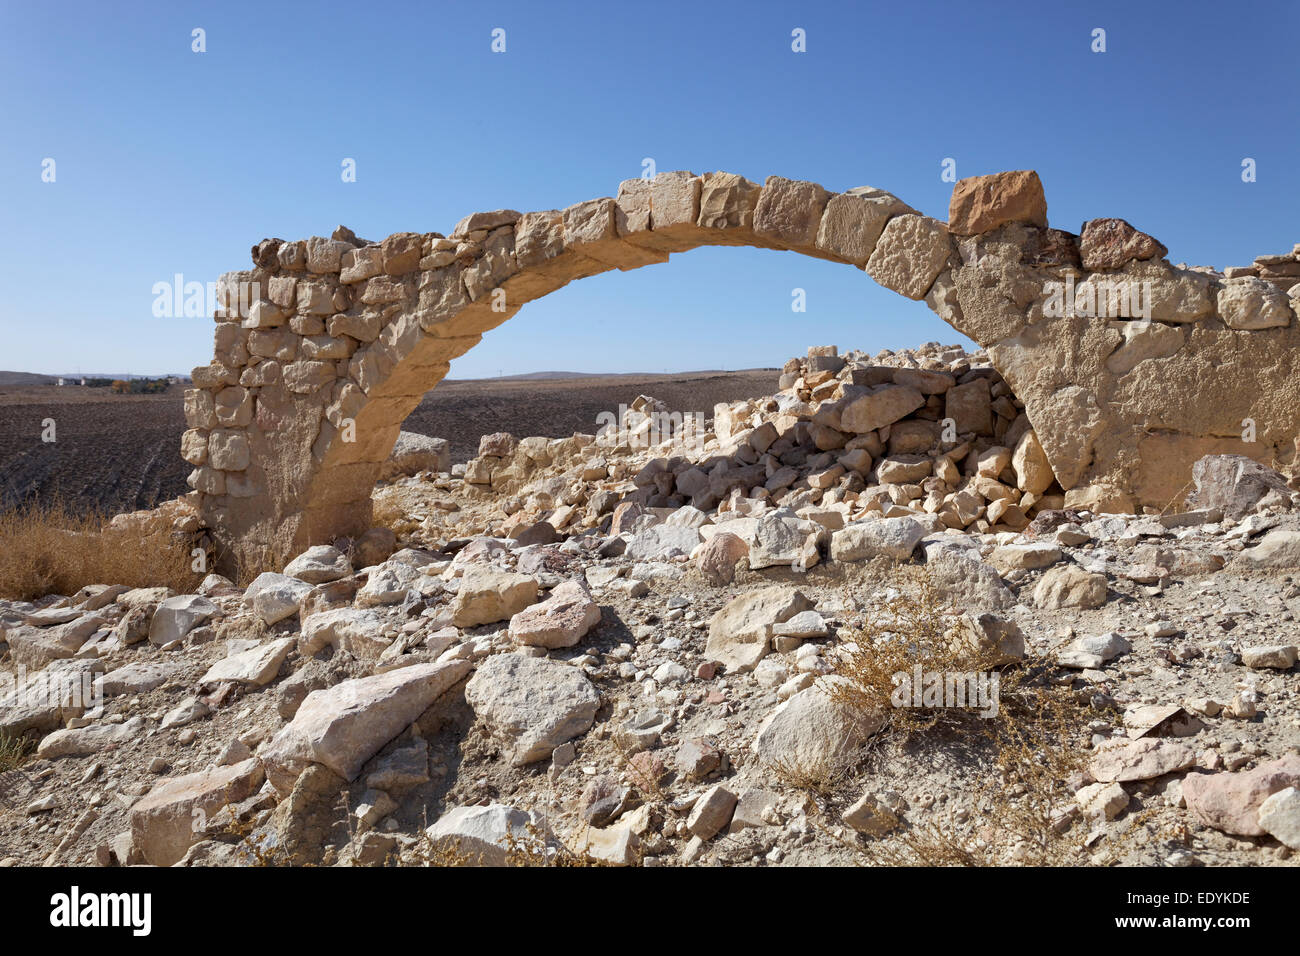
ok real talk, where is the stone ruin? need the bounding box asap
[184,169,1300,571]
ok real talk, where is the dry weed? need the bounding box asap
[823,567,1107,865]
[0,498,202,600]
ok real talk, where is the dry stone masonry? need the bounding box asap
[187,170,1300,569]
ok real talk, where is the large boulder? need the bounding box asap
[283,545,353,584]
[244,573,312,625]
[839,385,925,434]
[424,804,556,866]
[1078,218,1167,271]
[947,170,1047,236]
[695,531,750,585]
[148,594,219,646]
[1183,755,1300,837]
[624,524,701,562]
[747,511,822,570]
[1033,564,1109,609]
[1234,529,1300,570]
[923,547,1014,610]
[298,607,392,658]
[463,653,599,765]
[199,637,295,688]
[753,678,881,776]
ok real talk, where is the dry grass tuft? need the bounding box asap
[0,498,203,600]
[0,733,35,774]
[822,567,1102,866]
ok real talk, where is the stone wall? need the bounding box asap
[186,170,1300,570]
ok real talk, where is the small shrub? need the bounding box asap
[826,567,1099,866]
[0,732,35,774]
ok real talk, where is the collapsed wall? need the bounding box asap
[184,169,1300,570]
[426,342,1059,551]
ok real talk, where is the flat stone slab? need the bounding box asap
[261,659,471,793]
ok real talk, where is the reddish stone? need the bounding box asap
[1078,218,1167,271]
[1183,755,1300,836]
[948,170,1048,236]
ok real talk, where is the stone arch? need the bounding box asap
[187,169,1300,570]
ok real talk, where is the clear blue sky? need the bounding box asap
[1,0,1296,378]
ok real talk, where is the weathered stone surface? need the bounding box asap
[842,791,903,834]
[424,803,555,866]
[354,561,423,607]
[753,176,830,250]
[1033,564,1108,609]
[261,660,470,793]
[0,660,102,735]
[1011,429,1054,495]
[130,758,265,866]
[830,517,926,562]
[1240,644,1298,669]
[148,595,219,646]
[815,187,912,264]
[1183,756,1300,836]
[948,170,1047,236]
[1089,738,1195,783]
[199,637,295,687]
[945,379,993,436]
[451,569,538,627]
[865,215,950,299]
[1258,787,1300,849]
[1234,529,1300,569]
[1103,319,1184,376]
[625,524,701,561]
[463,653,599,765]
[283,545,352,584]
[38,715,145,759]
[1077,781,1129,820]
[695,531,749,586]
[924,548,1014,610]
[747,511,821,570]
[706,587,813,673]
[508,579,602,649]
[298,607,392,658]
[1078,218,1168,271]
[244,572,312,625]
[686,785,737,840]
[953,611,1025,665]
[95,659,181,698]
[1188,455,1291,519]
[753,678,881,775]
[380,431,451,479]
[1217,276,1292,330]
[839,385,925,433]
